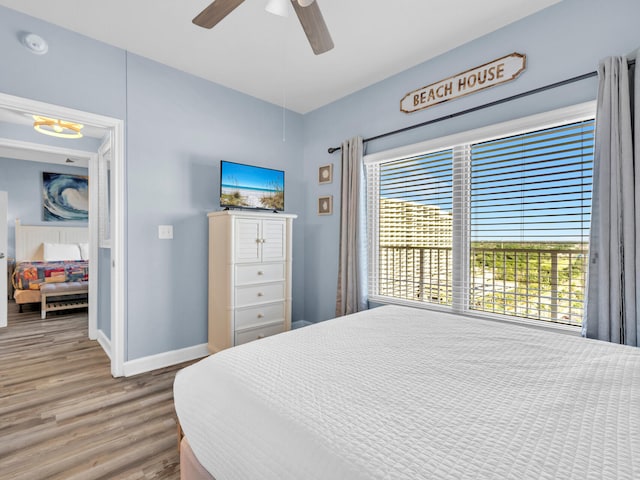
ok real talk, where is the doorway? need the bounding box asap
[0,92,125,377]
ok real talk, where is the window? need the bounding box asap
[376,149,453,304]
[366,103,595,327]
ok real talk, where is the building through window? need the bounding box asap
[366,104,595,326]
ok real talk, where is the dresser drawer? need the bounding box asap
[235,303,284,331]
[235,283,284,307]
[235,263,284,285]
[235,322,285,346]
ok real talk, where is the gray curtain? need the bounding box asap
[584,52,640,346]
[336,136,367,316]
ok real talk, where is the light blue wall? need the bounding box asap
[301,0,640,323]
[125,54,304,359]
[0,5,305,361]
[0,8,126,118]
[0,156,88,258]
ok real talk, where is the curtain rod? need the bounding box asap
[327,59,636,154]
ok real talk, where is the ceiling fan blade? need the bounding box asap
[193,0,245,29]
[290,0,334,55]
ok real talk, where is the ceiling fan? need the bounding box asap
[193,0,334,55]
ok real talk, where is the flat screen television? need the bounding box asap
[220,160,285,211]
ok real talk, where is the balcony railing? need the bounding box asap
[378,246,453,306]
[377,245,588,326]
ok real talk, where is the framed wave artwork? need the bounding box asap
[42,172,89,222]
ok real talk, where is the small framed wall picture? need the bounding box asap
[318,164,333,184]
[318,195,333,215]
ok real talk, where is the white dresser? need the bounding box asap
[207,210,297,353]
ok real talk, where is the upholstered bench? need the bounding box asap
[40,281,89,319]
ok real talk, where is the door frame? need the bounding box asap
[0,92,126,377]
[0,191,7,329]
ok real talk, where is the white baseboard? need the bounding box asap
[97,329,112,360]
[123,343,209,377]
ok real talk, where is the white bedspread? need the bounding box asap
[174,305,640,480]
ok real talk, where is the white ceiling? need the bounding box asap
[0,108,106,139]
[0,0,561,114]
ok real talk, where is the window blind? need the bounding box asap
[468,119,594,325]
[376,149,454,304]
[365,103,595,327]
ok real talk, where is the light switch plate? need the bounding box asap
[158,225,173,240]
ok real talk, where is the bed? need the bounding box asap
[174,304,640,480]
[12,219,89,318]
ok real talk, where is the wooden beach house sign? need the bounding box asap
[401,53,527,114]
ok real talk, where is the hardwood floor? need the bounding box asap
[0,301,187,479]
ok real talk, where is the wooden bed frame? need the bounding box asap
[13,219,89,316]
[180,436,216,480]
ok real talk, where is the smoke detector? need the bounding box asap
[22,33,48,55]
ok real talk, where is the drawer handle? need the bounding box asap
[257,292,264,297]
[257,313,264,318]
[257,334,265,339]
[257,271,264,275]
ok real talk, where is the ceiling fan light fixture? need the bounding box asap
[266,0,289,17]
[33,115,84,139]
[193,0,333,55]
